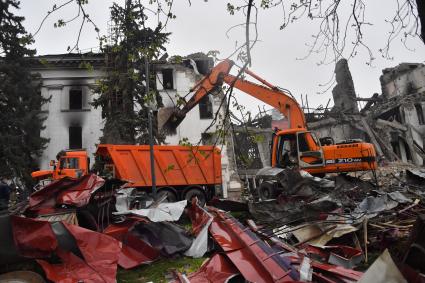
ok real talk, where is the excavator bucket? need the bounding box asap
[158,107,186,135]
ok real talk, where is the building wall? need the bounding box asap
[400,103,425,165]
[381,64,425,99]
[35,68,104,169]
[308,118,364,143]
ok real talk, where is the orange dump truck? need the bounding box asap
[32,144,222,203]
[96,144,222,202]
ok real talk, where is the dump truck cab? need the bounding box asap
[31,150,89,183]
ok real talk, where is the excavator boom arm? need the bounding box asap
[222,74,306,129]
[161,59,306,131]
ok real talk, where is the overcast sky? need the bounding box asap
[18,1,425,115]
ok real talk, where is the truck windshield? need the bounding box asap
[60,158,79,169]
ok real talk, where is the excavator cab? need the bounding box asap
[296,131,325,168]
[275,130,324,169]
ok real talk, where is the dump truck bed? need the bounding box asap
[96,144,222,188]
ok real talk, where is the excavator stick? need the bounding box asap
[158,60,235,134]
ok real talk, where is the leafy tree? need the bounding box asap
[0,0,49,187]
[92,0,170,144]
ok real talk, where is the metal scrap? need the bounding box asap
[114,200,187,222]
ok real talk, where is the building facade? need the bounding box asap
[31,54,105,171]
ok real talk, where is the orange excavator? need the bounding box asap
[161,59,377,198]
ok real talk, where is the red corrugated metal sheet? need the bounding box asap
[11,216,120,283]
[103,217,160,269]
[27,174,104,215]
[206,206,300,282]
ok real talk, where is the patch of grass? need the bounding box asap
[117,256,207,282]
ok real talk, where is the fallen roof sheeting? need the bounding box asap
[114,199,187,222]
[184,198,214,258]
[11,215,120,283]
[175,253,240,283]
[103,217,160,269]
[27,174,105,215]
[206,205,300,283]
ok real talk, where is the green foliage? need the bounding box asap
[168,55,183,64]
[0,0,49,186]
[116,256,206,282]
[53,19,66,28]
[92,0,170,144]
[78,61,93,73]
[178,137,192,147]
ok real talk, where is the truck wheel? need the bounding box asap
[157,189,177,203]
[258,181,277,200]
[185,188,206,207]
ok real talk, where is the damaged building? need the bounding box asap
[308,60,425,166]
[29,54,105,170]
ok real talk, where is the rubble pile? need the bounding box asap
[0,163,424,282]
[247,163,425,282]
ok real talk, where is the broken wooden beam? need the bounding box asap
[360,118,384,157]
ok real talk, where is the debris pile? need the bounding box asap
[246,163,425,282]
[1,163,425,282]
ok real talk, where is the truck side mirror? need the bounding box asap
[50,160,56,167]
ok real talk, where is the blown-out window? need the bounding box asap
[69,126,82,149]
[69,89,82,110]
[199,96,213,119]
[162,69,174,90]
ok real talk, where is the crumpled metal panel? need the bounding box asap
[37,249,107,283]
[57,175,105,207]
[0,215,26,265]
[104,217,160,269]
[181,253,240,283]
[62,222,120,282]
[133,222,193,256]
[11,216,58,258]
[118,233,159,269]
[287,254,363,282]
[27,174,105,214]
[114,200,187,222]
[209,219,244,251]
[28,174,104,215]
[12,216,120,283]
[207,206,300,282]
[103,217,147,240]
[188,199,214,236]
[185,199,213,258]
